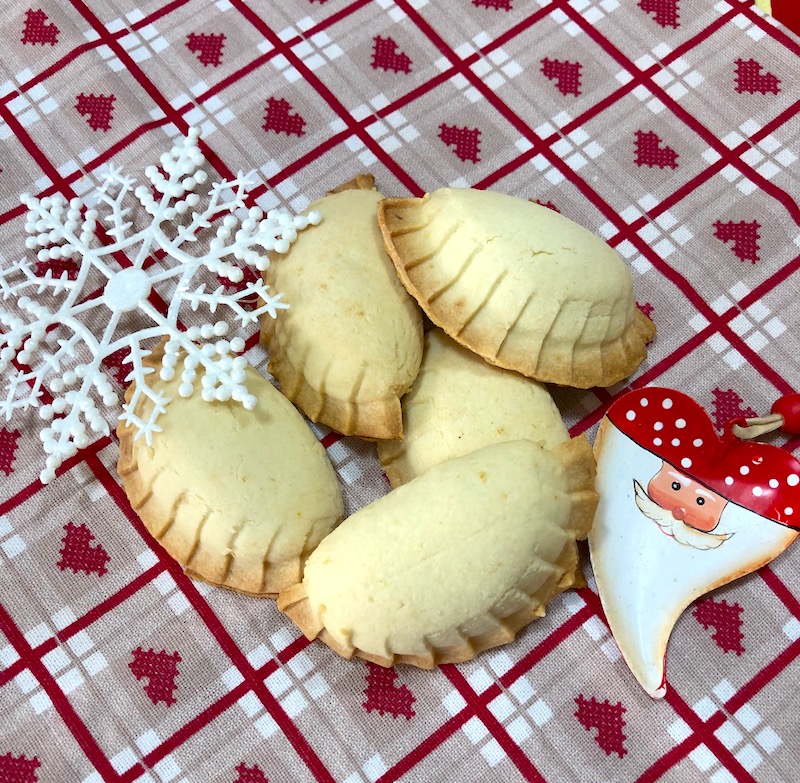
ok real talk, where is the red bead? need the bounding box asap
[771,393,800,433]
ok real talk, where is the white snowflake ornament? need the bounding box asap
[0,127,320,483]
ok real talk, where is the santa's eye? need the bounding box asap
[696,497,705,506]
[671,481,681,490]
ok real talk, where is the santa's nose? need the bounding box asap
[671,507,687,521]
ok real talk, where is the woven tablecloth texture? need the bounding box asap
[0,1,799,781]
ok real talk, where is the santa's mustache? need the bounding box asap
[633,481,734,551]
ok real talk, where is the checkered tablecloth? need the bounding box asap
[0,1,798,781]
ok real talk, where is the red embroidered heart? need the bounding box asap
[438,123,481,163]
[636,301,654,320]
[57,522,110,576]
[263,97,306,137]
[541,58,582,97]
[713,220,761,264]
[638,0,679,28]
[22,8,59,45]
[371,35,412,74]
[75,93,115,132]
[692,598,744,654]
[607,388,800,527]
[129,647,181,706]
[233,762,269,783]
[362,662,415,719]
[734,58,780,95]
[0,752,41,782]
[574,696,627,758]
[186,32,225,67]
[0,428,20,476]
[634,130,678,169]
[473,0,514,9]
[711,388,757,431]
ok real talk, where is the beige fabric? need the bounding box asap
[378,188,656,388]
[279,437,598,668]
[261,178,423,439]
[117,350,344,598]
[378,329,570,487]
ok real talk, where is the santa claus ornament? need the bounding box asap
[589,386,800,698]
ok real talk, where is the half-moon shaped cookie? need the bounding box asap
[377,329,570,487]
[378,188,655,389]
[261,175,423,439]
[278,437,598,668]
[117,347,344,597]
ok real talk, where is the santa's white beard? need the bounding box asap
[634,483,732,551]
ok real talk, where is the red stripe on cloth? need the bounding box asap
[442,665,548,783]
[57,564,167,642]
[725,637,800,716]
[375,714,473,783]
[663,689,759,783]
[501,603,595,687]
[634,734,704,783]
[86,454,338,783]
[0,602,124,781]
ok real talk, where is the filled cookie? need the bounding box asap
[278,437,598,668]
[377,329,570,487]
[378,188,655,389]
[117,345,344,597]
[261,175,423,440]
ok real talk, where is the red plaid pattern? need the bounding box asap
[0,0,798,781]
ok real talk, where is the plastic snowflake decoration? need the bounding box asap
[0,127,320,483]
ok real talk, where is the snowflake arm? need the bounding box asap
[0,127,321,483]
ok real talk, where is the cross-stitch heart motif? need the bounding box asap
[263,97,306,137]
[0,427,20,476]
[371,35,412,74]
[574,696,627,758]
[0,752,41,782]
[75,93,116,132]
[129,647,182,706]
[362,662,416,719]
[692,597,745,654]
[473,0,513,8]
[186,32,225,67]
[21,8,59,45]
[734,58,780,95]
[438,123,481,163]
[713,220,761,263]
[590,387,800,697]
[57,522,110,576]
[634,130,679,169]
[541,58,582,97]
[233,762,269,783]
[638,0,680,28]
[711,388,757,431]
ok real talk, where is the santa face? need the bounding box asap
[646,464,728,532]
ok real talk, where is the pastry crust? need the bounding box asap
[377,329,570,487]
[377,188,656,389]
[117,344,344,597]
[260,176,423,440]
[278,437,598,667]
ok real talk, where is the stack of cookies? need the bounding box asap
[118,175,655,668]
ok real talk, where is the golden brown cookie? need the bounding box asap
[377,329,570,487]
[117,346,344,597]
[261,175,423,439]
[278,437,598,668]
[378,188,655,389]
